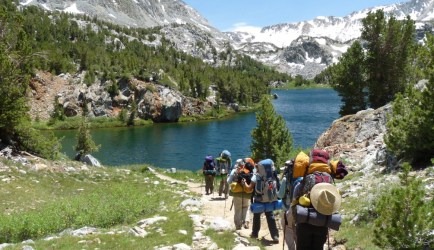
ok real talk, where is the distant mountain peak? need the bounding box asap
[227,0,434,48]
[19,0,213,29]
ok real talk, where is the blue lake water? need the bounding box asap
[54,89,341,171]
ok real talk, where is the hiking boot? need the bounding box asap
[243,221,249,229]
[271,236,279,243]
[250,233,258,239]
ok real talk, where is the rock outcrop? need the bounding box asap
[315,104,394,171]
[28,71,213,123]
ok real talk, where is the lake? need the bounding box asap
[54,88,341,171]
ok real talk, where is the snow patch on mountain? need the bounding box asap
[64,3,84,14]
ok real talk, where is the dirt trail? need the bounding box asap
[152,169,286,250]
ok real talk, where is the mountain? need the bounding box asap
[18,0,231,66]
[19,0,209,29]
[19,0,434,79]
[226,0,434,78]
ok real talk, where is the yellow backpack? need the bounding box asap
[292,150,335,178]
[293,151,310,178]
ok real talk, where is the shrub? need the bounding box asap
[373,163,434,249]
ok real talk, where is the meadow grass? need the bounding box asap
[0,162,192,248]
[5,210,194,250]
[204,228,238,250]
[154,167,203,183]
[33,116,152,130]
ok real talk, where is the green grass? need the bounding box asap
[33,116,152,130]
[278,81,332,90]
[5,211,194,250]
[334,222,382,250]
[154,167,203,183]
[204,228,238,250]
[0,162,189,245]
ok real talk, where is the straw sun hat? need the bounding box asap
[310,183,342,215]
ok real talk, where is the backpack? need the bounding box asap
[278,159,303,209]
[253,159,279,203]
[300,171,334,197]
[216,157,230,175]
[203,156,216,175]
[292,149,348,179]
[221,150,231,159]
[229,161,254,194]
[236,162,254,184]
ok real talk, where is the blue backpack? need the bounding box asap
[254,159,279,203]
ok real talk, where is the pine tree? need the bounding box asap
[0,2,60,159]
[385,76,434,165]
[127,99,138,126]
[74,117,100,157]
[385,34,434,165]
[373,163,434,249]
[327,10,416,115]
[0,5,31,142]
[250,96,293,167]
[362,10,416,108]
[329,41,366,116]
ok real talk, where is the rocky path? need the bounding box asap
[152,169,286,250]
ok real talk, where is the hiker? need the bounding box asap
[215,150,232,198]
[290,149,347,250]
[278,160,302,250]
[293,182,341,249]
[243,159,280,243]
[227,158,254,230]
[202,155,216,195]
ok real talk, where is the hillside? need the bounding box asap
[0,2,292,123]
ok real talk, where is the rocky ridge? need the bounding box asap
[28,71,216,122]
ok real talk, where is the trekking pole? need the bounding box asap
[282,211,286,250]
[213,176,216,197]
[224,195,227,218]
[201,176,204,195]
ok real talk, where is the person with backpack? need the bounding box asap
[290,149,347,250]
[216,150,232,198]
[243,159,280,243]
[227,158,254,230]
[278,160,303,250]
[202,155,216,195]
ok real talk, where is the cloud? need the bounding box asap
[226,22,262,33]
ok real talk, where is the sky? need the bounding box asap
[182,0,407,31]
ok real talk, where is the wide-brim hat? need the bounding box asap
[310,183,341,215]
